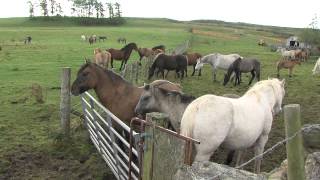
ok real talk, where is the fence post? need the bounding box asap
[60,67,71,137]
[284,104,305,180]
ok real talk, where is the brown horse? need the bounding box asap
[152,45,165,53]
[93,48,111,69]
[71,62,182,125]
[106,42,138,70]
[137,47,155,64]
[184,52,202,76]
[277,59,301,77]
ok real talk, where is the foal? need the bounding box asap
[277,59,301,77]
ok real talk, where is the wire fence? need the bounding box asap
[210,124,318,179]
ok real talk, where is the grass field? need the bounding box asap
[0,17,319,179]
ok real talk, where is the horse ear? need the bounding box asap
[144,84,150,90]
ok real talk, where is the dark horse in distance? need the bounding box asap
[107,42,138,70]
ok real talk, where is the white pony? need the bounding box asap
[81,35,86,41]
[278,48,295,60]
[312,57,320,75]
[180,78,285,173]
[195,53,242,81]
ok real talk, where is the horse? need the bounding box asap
[24,36,32,44]
[277,59,301,77]
[258,39,266,46]
[93,48,111,69]
[148,53,188,80]
[223,58,261,86]
[117,37,127,44]
[195,53,242,81]
[71,62,182,126]
[279,48,295,60]
[180,78,286,173]
[312,58,320,75]
[81,35,86,41]
[98,36,107,42]
[152,45,166,53]
[184,52,202,76]
[137,47,155,64]
[106,42,138,70]
[88,36,94,45]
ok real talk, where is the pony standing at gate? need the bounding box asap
[107,42,138,70]
[93,48,111,69]
[195,53,242,81]
[180,78,285,173]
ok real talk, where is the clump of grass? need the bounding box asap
[31,83,44,103]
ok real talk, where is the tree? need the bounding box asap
[56,3,63,16]
[300,14,320,47]
[107,3,114,19]
[27,1,35,18]
[49,0,56,16]
[114,2,121,18]
[39,0,49,16]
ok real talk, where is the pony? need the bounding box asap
[71,62,182,126]
[180,78,286,173]
[117,37,127,44]
[312,58,320,75]
[223,58,261,86]
[279,48,295,60]
[148,53,188,80]
[152,45,166,53]
[88,36,95,45]
[93,48,111,69]
[258,39,266,46]
[98,36,107,42]
[184,52,202,76]
[277,59,301,77]
[135,85,195,132]
[137,47,155,64]
[81,35,86,41]
[24,36,32,44]
[106,42,138,70]
[195,53,242,81]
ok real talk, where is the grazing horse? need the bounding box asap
[24,36,32,44]
[93,48,111,69]
[117,37,127,44]
[223,58,261,86]
[279,48,295,60]
[98,36,107,42]
[152,45,166,53]
[184,52,202,76]
[277,59,301,77]
[106,42,138,70]
[148,53,188,80]
[180,78,286,173]
[137,47,155,64]
[195,53,242,81]
[312,58,320,75]
[71,62,182,125]
[88,36,94,45]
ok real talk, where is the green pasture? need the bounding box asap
[0,17,319,179]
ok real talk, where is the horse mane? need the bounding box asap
[121,42,137,51]
[245,79,279,96]
[157,87,195,103]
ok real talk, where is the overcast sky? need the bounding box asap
[0,0,319,28]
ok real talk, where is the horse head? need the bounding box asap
[270,78,286,115]
[195,57,204,70]
[71,62,99,96]
[135,84,161,115]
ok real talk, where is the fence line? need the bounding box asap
[210,124,316,179]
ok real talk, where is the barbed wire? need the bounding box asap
[210,124,317,180]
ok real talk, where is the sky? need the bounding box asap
[0,0,319,28]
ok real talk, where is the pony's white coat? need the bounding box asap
[312,57,320,75]
[81,35,86,41]
[180,79,285,173]
[279,48,295,60]
[195,53,242,81]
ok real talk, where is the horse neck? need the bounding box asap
[243,85,276,110]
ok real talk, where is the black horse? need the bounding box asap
[117,37,127,44]
[148,54,188,80]
[152,45,166,52]
[223,58,261,86]
[107,42,138,70]
[24,36,32,44]
[98,36,107,42]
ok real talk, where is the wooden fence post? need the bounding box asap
[60,67,71,137]
[284,104,305,180]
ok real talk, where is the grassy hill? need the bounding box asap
[0,17,319,179]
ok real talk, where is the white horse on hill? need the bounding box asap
[312,57,320,75]
[180,78,286,173]
[195,53,242,81]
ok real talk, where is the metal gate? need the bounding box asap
[81,92,141,180]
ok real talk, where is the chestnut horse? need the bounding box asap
[93,48,111,69]
[184,52,202,76]
[277,59,301,77]
[107,43,138,70]
[71,62,182,125]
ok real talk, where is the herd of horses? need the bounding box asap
[70,38,319,174]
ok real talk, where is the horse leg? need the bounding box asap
[111,58,114,68]
[192,64,196,76]
[185,67,188,77]
[181,69,185,80]
[212,68,216,82]
[253,134,268,173]
[248,71,255,85]
[199,68,202,76]
[165,70,170,78]
[225,150,236,165]
[235,150,244,167]
[289,68,292,77]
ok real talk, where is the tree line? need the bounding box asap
[27,0,125,25]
